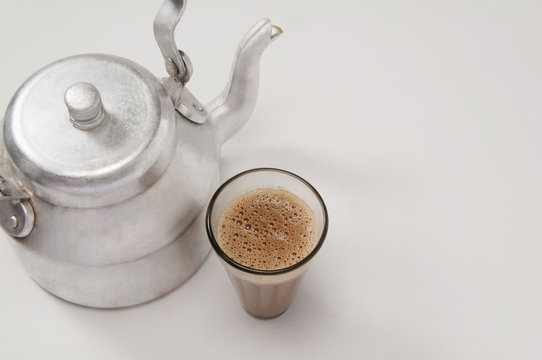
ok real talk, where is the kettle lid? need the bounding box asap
[3,54,176,208]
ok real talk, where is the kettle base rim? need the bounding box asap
[9,211,211,308]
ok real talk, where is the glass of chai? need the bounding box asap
[206,168,328,318]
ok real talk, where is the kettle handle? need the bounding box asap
[153,0,207,124]
[153,0,193,84]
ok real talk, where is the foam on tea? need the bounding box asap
[217,188,317,271]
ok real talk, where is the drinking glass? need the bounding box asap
[206,168,328,318]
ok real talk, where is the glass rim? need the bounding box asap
[205,168,328,276]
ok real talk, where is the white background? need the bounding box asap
[1,0,541,359]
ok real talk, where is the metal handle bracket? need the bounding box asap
[154,0,192,84]
[153,0,207,124]
[0,176,34,238]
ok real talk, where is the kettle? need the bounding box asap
[0,0,282,308]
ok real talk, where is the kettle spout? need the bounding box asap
[207,18,282,144]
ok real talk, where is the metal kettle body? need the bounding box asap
[0,0,281,308]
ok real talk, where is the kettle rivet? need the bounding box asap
[64,82,105,131]
[9,215,18,229]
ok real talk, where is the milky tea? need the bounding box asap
[217,188,317,271]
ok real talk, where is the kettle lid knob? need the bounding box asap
[64,82,105,130]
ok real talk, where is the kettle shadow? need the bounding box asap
[50,255,224,358]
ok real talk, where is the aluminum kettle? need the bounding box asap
[0,0,282,308]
